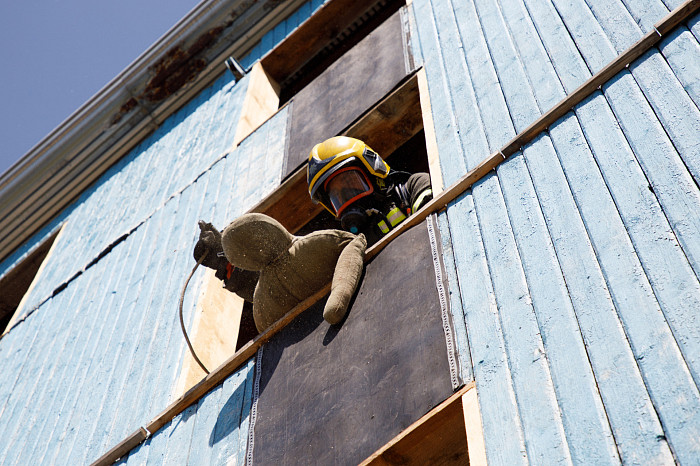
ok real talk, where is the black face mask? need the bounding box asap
[339,204,369,234]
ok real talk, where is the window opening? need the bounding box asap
[273,0,406,105]
[258,0,405,108]
[0,229,60,335]
[296,129,430,234]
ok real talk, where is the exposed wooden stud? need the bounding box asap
[360,382,474,465]
[463,386,487,466]
[251,73,424,234]
[232,63,281,147]
[417,68,444,194]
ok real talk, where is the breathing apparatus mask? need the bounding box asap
[322,166,376,233]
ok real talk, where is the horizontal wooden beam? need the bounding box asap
[93,0,699,463]
[360,382,474,465]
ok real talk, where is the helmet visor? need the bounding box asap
[324,167,374,216]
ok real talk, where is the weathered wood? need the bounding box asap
[462,386,487,466]
[90,428,147,466]
[261,0,389,84]
[92,1,700,462]
[660,27,700,109]
[232,63,280,147]
[360,383,473,466]
[556,98,700,463]
[480,1,623,462]
[252,221,452,465]
[285,9,410,176]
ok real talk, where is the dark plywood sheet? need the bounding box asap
[252,221,453,465]
[285,9,410,176]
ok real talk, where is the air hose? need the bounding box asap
[178,249,211,374]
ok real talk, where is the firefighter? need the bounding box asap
[307,136,433,245]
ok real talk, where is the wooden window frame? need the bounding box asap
[360,382,487,466]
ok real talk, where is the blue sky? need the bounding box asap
[0,0,200,176]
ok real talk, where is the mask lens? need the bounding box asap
[324,167,373,215]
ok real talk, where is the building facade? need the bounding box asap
[0,0,699,464]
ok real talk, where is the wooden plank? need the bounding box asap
[435,212,472,382]
[261,0,388,84]
[523,133,673,464]
[360,383,472,466]
[161,403,199,465]
[410,0,469,187]
[660,26,700,109]
[493,2,624,463]
[27,226,150,465]
[571,94,700,462]
[90,429,148,466]
[630,49,700,185]
[416,60,443,194]
[232,63,280,147]
[462,386,487,466]
[209,359,255,466]
[584,0,700,187]
[444,14,576,465]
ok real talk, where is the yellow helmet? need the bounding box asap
[307,136,390,214]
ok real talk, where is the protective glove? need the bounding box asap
[193,221,228,277]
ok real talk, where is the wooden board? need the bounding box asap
[285,9,411,176]
[361,384,471,466]
[261,0,393,84]
[251,221,453,465]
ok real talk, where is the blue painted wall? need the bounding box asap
[411,0,700,464]
[1,0,699,464]
[0,1,316,464]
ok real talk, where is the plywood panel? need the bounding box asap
[251,222,453,465]
[285,9,410,176]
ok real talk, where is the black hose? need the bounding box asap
[179,250,211,374]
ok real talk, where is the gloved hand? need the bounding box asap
[193,221,228,275]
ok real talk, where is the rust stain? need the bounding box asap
[142,26,224,103]
[110,25,228,125]
[109,0,282,126]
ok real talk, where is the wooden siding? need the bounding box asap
[412,0,700,464]
[0,43,294,466]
